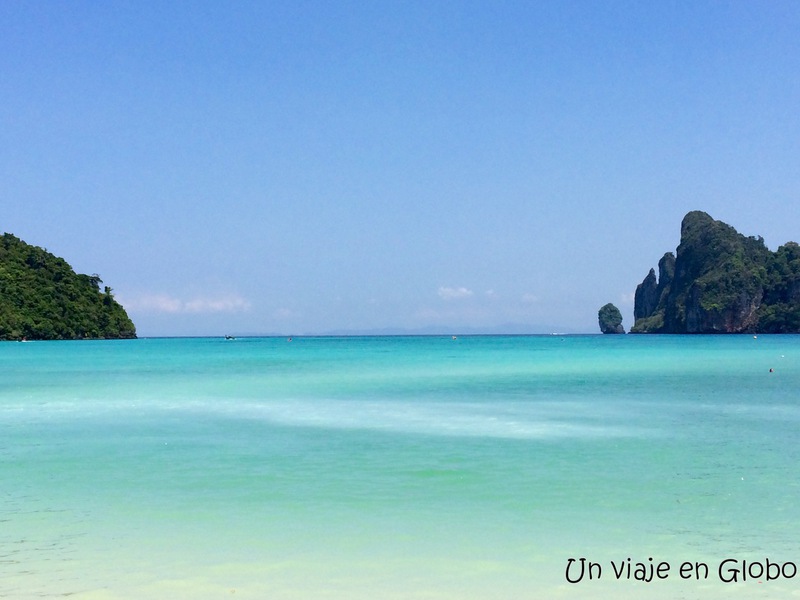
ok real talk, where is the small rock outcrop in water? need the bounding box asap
[0,233,137,340]
[631,211,800,333]
[598,303,625,334]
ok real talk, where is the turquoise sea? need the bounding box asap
[3,335,800,599]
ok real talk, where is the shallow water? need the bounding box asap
[2,335,800,598]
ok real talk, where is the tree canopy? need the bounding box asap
[0,233,136,340]
[598,303,625,334]
[632,212,800,333]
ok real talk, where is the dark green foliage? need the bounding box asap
[0,233,136,340]
[598,303,625,334]
[632,212,800,333]
[757,242,800,332]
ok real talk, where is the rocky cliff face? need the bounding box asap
[633,268,657,321]
[633,252,674,328]
[631,211,800,333]
[598,303,625,334]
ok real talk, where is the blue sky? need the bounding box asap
[2,1,799,336]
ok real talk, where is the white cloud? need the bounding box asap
[122,293,251,314]
[438,286,474,300]
[184,296,251,313]
[121,294,183,313]
[521,293,538,303]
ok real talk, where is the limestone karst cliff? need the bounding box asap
[598,303,625,334]
[631,211,800,333]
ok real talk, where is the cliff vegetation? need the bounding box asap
[598,303,625,333]
[631,212,800,333]
[0,233,136,340]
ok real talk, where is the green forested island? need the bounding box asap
[632,211,800,333]
[0,233,136,340]
[598,302,625,334]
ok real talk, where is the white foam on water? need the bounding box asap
[0,388,652,440]
[192,398,648,440]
